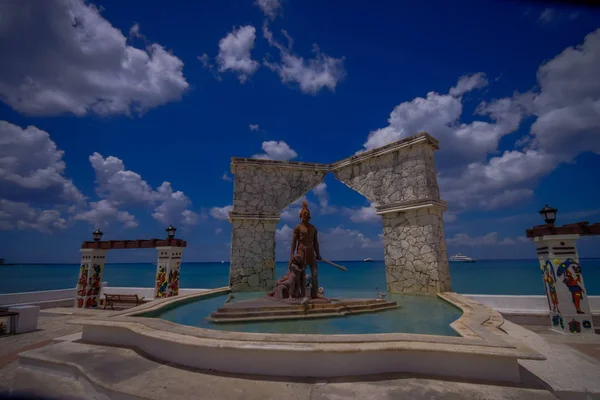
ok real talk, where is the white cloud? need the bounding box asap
[345,203,380,224]
[449,73,488,97]
[447,232,530,246]
[215,227,223,235]
[255,0,282,20]
[263,25,346,94]
[89,153,199,227]
[527,29,600,159]
[0,199,68,233]
[222,172,233,181]
[266,45,346,94]
[216,26,259,83]
[90,153,156,205]
[311,182,336,214]
[439,150,554,209]
[152,182,200,227]
[252,140,298,161]
[539,8,555,24]
[0,121,85,206]
[74,200,138,229]
[210,205,233,220]
[276,224,293,242]
[249,124,260,131]
[0,0,188,116]
[129,23,143,39]
[321,226,382,250]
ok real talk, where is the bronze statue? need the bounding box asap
[291,200,322,299]
[268,255,306,300]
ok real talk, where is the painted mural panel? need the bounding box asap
[76,263,89,308]
[541,255,594,334]
[168,262,181,296]
[155,263,169,298]
[85,263,103,308]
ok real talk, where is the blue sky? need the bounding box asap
[1,0,599,263]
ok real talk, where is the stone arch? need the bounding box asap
[228,158,329,291]
[228,132,451,295]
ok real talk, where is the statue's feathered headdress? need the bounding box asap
[298,200,311,218]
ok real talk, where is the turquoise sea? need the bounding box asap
[2,259,600,295]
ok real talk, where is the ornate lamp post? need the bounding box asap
[166,225,177,239]
[93,229,103,242]
[539,205,558,226]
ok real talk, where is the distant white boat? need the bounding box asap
[221,260,225,264]
[363,258,374,262]
[449,254,476,263]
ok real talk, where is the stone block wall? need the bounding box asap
[382,207,451,294]
[332,133,440,207]
[229,218,278,291]
[231,160,329,216]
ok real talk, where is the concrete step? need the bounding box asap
[208,300,398,323]
[215,298,387,313]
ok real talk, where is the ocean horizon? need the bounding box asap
[2,258,600,296]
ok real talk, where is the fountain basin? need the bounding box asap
[70,288,544,384]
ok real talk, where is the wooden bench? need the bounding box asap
[103,294,145,310]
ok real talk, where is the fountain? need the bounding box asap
[207,200,398,323]
[68,132,544,384]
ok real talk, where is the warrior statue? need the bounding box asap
[291,200,322,299]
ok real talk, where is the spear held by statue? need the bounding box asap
[319,258,348,272]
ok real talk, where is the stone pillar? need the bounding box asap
[332,132,451,295]
[381,203,451,294]
[535,235,595,334]
[229,215,278,292]
[155,246,184,298]
[76,248,108,308]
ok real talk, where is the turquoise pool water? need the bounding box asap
[151,289,462,336]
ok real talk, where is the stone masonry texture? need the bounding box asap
[231,163,328,216]
[382,207,451,294]
[332,143,440,207]
[229,218,278,292]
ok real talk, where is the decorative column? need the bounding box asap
[527,206,599,335]
[155,246,185,298]
[76,248,108,308]
[535,234,594,334]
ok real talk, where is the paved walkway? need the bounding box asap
[2,308,600,399]
[15,340,559,400]
[502,321,600,399]
[0,308,117,394]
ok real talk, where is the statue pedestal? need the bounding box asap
[206,297,398,323]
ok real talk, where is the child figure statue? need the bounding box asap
[267,255,306,300]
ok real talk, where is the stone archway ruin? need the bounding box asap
[228,132,451,295]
